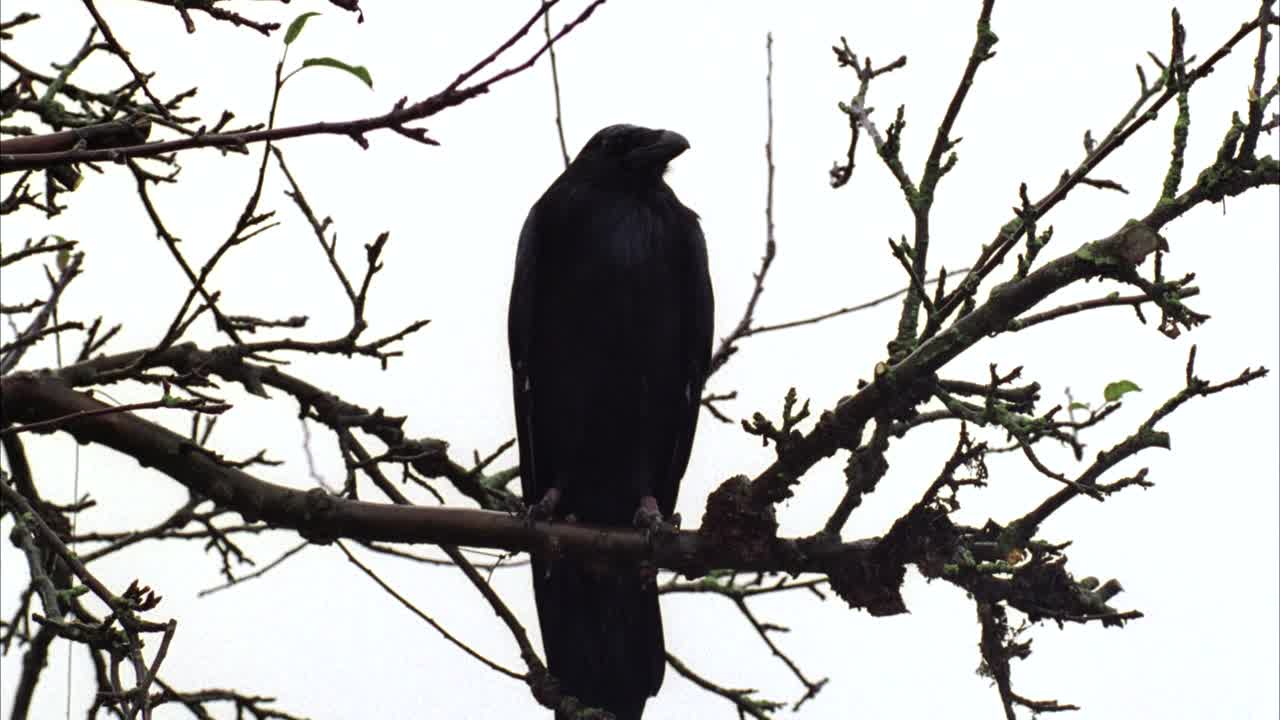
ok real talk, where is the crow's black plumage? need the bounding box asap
[508,124,713,719]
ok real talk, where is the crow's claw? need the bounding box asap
[633,495,680,538]
[523,488,561,527]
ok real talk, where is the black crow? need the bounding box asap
[508,124,713,719]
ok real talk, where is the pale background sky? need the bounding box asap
[1,1,1277,718]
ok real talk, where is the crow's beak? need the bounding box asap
[631,129,690,168]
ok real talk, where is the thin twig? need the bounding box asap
[337,541,523,679]
[543,3,570,168]
[80,0,174,120]
[707,33,778,379]
[749,268,969,336]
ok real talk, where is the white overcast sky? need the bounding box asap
[1,1,1277,719]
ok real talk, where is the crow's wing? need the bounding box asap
[508,208,540,506]
[655,209,714,515]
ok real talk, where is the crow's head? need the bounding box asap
[573,124,689,180]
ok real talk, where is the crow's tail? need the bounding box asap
[531,557,664,720]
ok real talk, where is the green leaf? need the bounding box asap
[45,234,72,271]
[1103,380,1142,403]
[1068,401,1089,411]
[300,57,374,89]
[284,12,321,46]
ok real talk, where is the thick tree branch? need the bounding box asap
[0,0,607,173]
[748,155,1275,508]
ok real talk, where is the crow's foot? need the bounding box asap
[523,488,561,527]
[633,495,681,536]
